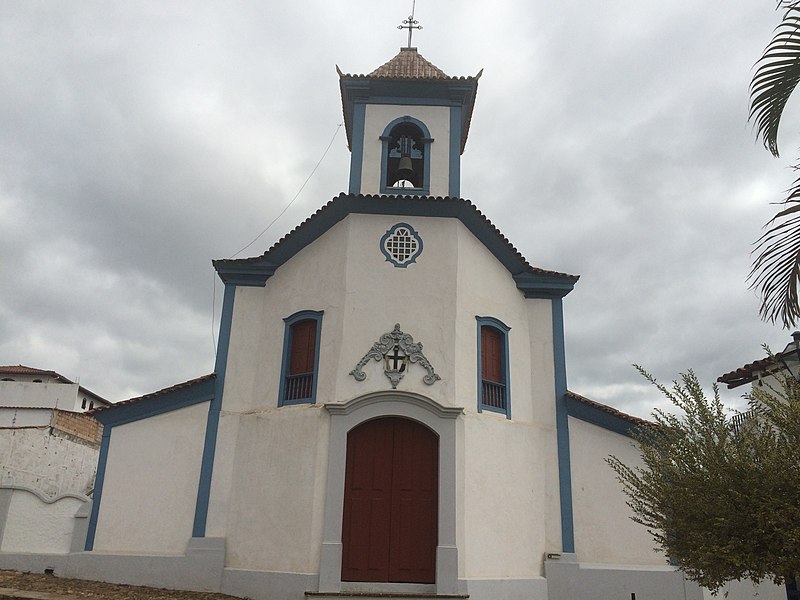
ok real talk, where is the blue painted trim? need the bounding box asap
[564,395,641,437]
[348,102,366,194]
[476,316,512,419]
[379,222,423,268]
[379,116,433,196]
[84,427,111,550]
[213,195,580,292]
[93,377,215,428]
[552,299,575,553]
[192,283,236,537]
[449,106,462,197]
[338,74,479,163]
[277,310,324,407]
[361,96,454,107]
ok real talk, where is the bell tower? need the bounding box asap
[338,48,481,198]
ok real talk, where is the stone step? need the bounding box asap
[306,592,469,600]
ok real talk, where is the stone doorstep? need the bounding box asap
[0,589,81,600]
[305,593,469,600]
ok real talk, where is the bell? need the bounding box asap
[396,155,415,182]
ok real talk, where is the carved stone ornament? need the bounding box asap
[350,323,441,389]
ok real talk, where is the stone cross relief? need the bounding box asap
[350,323,440,389]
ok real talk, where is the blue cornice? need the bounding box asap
[513,272,577,299]
[339,76,479,154]
[213,262,277,286]
[213,194,579,297]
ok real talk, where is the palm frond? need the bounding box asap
[749,167,800,327]
[750,6,800,157]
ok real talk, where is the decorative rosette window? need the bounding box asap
[380,223,423,268]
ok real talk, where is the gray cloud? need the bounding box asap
[0,1,793,417]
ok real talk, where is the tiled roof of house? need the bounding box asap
[0,365,66,380]
[717,356,777,389]
[213,193,578,292]
[717,333,800,388]
[566,390,653,428]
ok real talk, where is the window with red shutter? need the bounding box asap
[279,311,323,406]
[476,317,511,418]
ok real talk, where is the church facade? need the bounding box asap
[5,48,785,600]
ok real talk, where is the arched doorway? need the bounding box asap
[341,417,438,583]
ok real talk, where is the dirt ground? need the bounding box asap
[0,570,244,600]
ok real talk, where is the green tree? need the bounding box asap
[607,366,800,594]
[749,1,800,327]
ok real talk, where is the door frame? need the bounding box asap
[319,391,462,595]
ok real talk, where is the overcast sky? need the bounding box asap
[1,1,796,418]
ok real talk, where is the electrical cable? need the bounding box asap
[211,122,344,356]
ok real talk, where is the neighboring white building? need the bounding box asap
[0,48,785,600]
[0,365,108,495]
[0,365,111,414]
[0,366,107,562]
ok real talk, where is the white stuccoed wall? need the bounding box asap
[222,406,329,572]
[568,416,664,566]
[360,104,451,196]
[0,488,85,554]
[0,426,98,497]
[0,381,79,410]
[92,402,208,554]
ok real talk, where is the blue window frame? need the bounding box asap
[278,310,323,406]
[476,316,511,419]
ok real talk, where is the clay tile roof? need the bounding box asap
[717,356,778,389]
[0,364,71,382]
[0,365,60,376]
[368,47,448,79]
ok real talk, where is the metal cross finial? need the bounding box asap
[397,0,422,48]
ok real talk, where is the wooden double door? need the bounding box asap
[341,417,439,584]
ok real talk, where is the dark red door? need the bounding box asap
[341,417,438,583]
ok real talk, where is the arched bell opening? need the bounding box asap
[379,117,433,195]
[386,122,424,189]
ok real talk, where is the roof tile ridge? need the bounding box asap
[91,373,216,413]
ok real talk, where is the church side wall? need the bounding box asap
[92,402,208,555]
[360,104,451,197]
[568,417,665,566]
